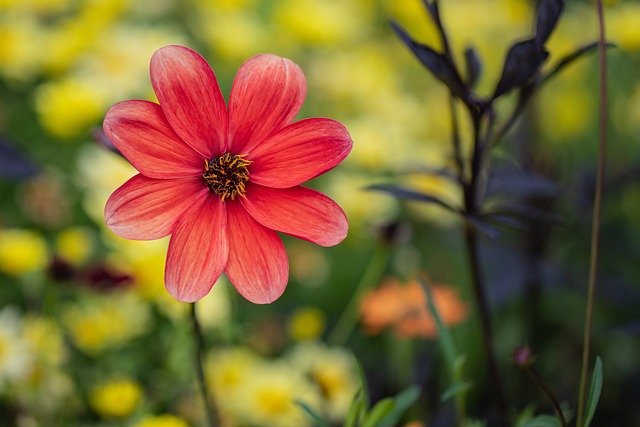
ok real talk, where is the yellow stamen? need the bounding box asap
[202,153,253,201]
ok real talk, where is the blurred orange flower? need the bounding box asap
[359,276,468,339]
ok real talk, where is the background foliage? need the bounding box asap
[0,0,639,426]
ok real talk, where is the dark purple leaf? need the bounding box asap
[91,127,123,157]
[536,0,564,45]
[421,0,438,23]
[465,216,501,241]
[391,21,468,102]
[0,137,38,180]
[486,168,559,198]
[483,203,564,224]
[367,183,461,214]
[464,47,482,89]
[492,39,548,99]
[541,41,613,85]
[478,213,527,230]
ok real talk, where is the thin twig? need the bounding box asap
[191,303,218,427]
[526,367,568,427]
[576,1,607,426]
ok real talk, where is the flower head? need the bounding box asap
[359,276,469,339]
[104,45,352,303]
[89,377,143,419]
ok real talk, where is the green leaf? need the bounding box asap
[440,380,474,402]
[418,275,459,376]
[583,356,603,427]
[295,400,331,427]
[376,386,421,427]
[362,398,396,427]
[345,389,366,427]
[356,359,370,410]
[517,414,563,427]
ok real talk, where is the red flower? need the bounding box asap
[103,45,352,304]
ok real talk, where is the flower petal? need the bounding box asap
[248,118,353,188]
[228,54,306,154]
[105,174,208,240]
[165,197,228,302]
[104,100,204,179]
[224,201,288,304]
[241,184,348,247]
[150,45,228,157]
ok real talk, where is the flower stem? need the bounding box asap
[463,225,507,425]
[526,367,568,427]
[462,111,507,425]
[190,303,218,427]
[576,1,607,426]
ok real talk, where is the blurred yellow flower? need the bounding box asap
[0,15,45,82]
[34,77,107,138]
[23,315,67,374]
[132,414,191,427]
[85,23,186,98]
[62,291,151,355]
[154,276,231,327]
[105,238,168,299]
[0,307,33,390]
[0,229,49,276]
[274,0,370,46]
[539,79,594,141]
[289,341,359,422]
[288,306,326,342]
[90,377,142,419]
[607,3,640,51]
[326,171,398,230]
[196,9,272,61]
[232,363,321,427]
[55,227,95,265]
[77,145,137,222]
[15,316,75,416]
[205,347,263,406]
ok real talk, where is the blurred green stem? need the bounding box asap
[191,303,218,427]
[419,275,467,426]
[327,244,391,346]
[576,1,607,426]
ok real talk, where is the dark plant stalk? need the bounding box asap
[526,366,568,427]
[191,303,218,427]
[449,96,465,180]
[576,0,607,426]
[461,110,507,425]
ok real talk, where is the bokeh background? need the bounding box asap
[0,0,639,426]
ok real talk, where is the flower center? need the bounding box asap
[202,153,252,201]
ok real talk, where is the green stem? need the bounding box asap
[419,275,466,427]
[327,245,391,346]
[576,1,607,426]
[191,303,217,427]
